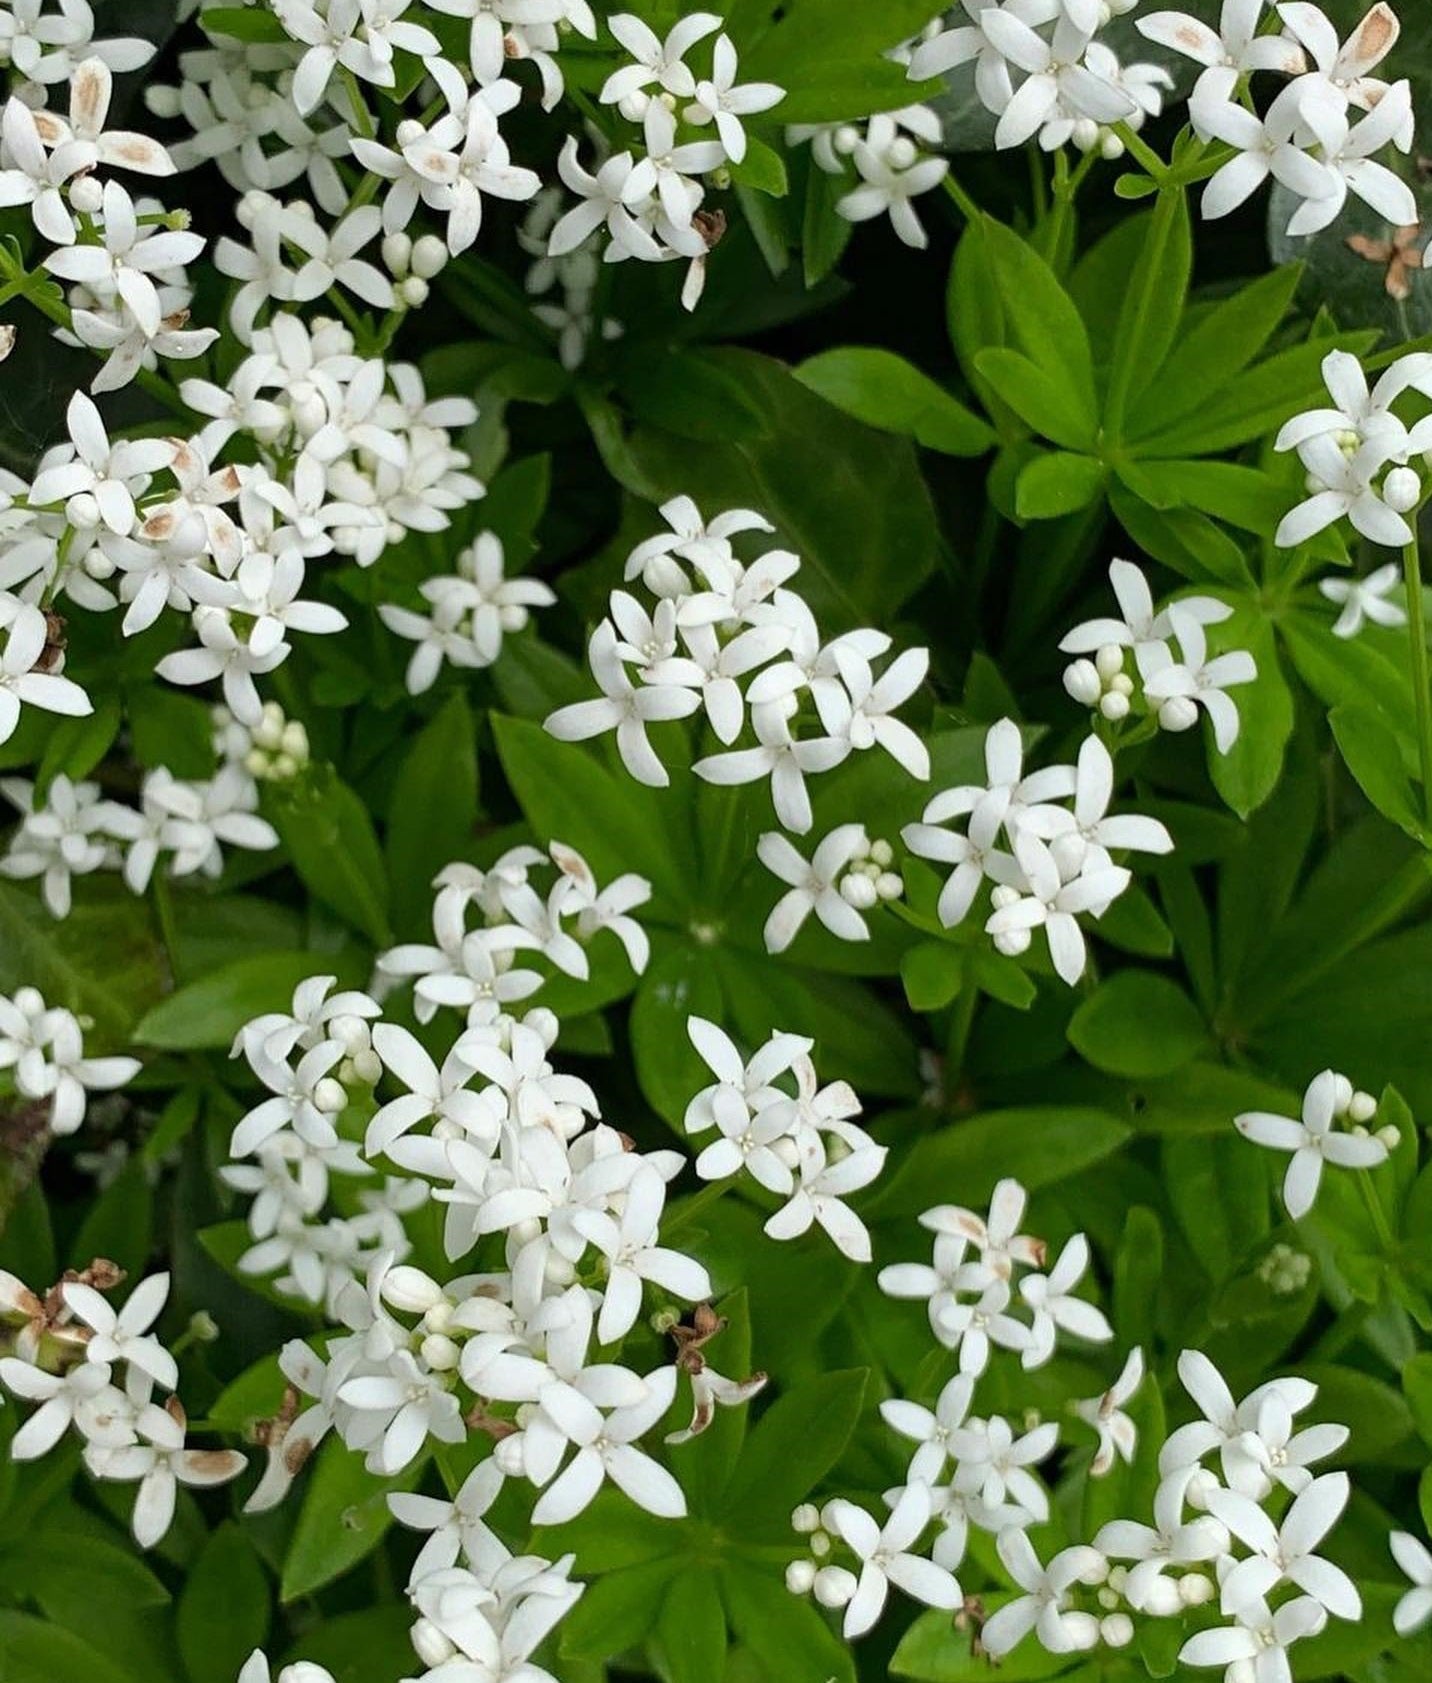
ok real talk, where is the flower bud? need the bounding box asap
[1072,118,1099,152]
[840,872,878,910]
[1383,466,1421,513]
[875,872,903,902]
[381,232,413,276]
[411,1618,456,1667]
[383,1266,445,1313]
[1180,1573,1215,1608]
[887,137,918,171]
[618,90,651,122]
[993,928,1032,957]
[312,1077,347,1115]
[84,550,116,580]
[791,1503,820,1533]
[1377,1123,1401,1150]
[785,1560,816,1595]
[1100,132,1125,160]
[493,1434,526,1477]
[1141,1576,1182,1616]
[412,235,449,279]
[70,174,103,214]
[813,1566,857,1609]
[1157,695,1199,733]
[1101,1615,1134,1648]
[1331,1072,1354,1115]
[1184,1468,1219,1510]
[1064,659,1102,706]
[809,1528,831,1558]
[833,125,860,155]
[421,1332,461,1371]
[351,1047,382,1084]
[1348,1089,1377,1123]
[1099,690,1130,722]
[399,275,429,309]
[1095,644,1124,681]
[66,490,101,528]
[1109,673,1134,697]
[869,838,894,868]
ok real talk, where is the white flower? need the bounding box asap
[948,1413,1057,1519]
[0,93,95,245]
[63,1272,178,1393]
[621,99,726,226]
[0,596,91,745]
[1179,1596,1328,1683]
[1391,1531,1432,1636]
[29,389,173,536]
[548,139,661,260]
[1235,1068,1388,1219]
[338,1347,467,1473]
[45,180,204,339]
[527,1364,685,1525]
[934,1277,1032,1375]
[1094,1468,1230,1611]
[0,996,138,1134]
[826,1485,962,1638]
[881,1374,975,1487]
[85,1400,246,1548]
[686,35,785,164]
[389,1458,509,1583]
[1137,0,1306,92]
[1276,431,1423,549]
[1,774,116,918]
[922,1178,1043,1283]
[546,619,702,786]
[0,1356,119,1459]
[837,112,949,250]
[1142,607,1256,752]
[1075,1347,1144,1477]
[1060,558,1231,677]
[229,1039,350,1156]
[986,831,1131,986]
[980,1532,1106,1657]
[1207,1470,1360,1619]
[981,12,1134,150]
[1159,1350,1319,1490]
[571,1163,711,1344]
[826,646,930,778]
[694,706,849,835]
[756,824,873,951]
[1325,563,1410,639]
[1224,1385,1349,1499]
[601,11,722,106]
[1017,1234,1113,1367]
[1274,347,1432,455]
[1275,80,1417,236]
[277,0,440,116]
[765,1130,887,1263]
[238,1651,336,1683]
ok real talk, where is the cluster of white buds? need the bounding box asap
[379,229,451,312]
[1063,641,1138,722]
[788,103,949,250]
[755,824,903,953]
[227,699,312,784]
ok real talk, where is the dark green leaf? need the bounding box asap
[386,692,479,933]
[1067,972,1207,1078]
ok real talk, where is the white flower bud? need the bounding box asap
[399,276,429,308]
[381,232,413,276]
[1377,1123,1401,1150]
[1383,466,1421,513]
[382,1266,445,1313]
[869,839,894,868]
[13,987,43,1015]
[544,1253,577,1287]
[351,1047,382,1085]
[1141,1576,1183,1616]
[312,1077,347,1115]
[1101,1615,1134,1648]
[875,872,903,901]
[887,137,918,171]
[1072,118,1100,152]
[1096,1586,1119,1611]
[791,1503,820,1534]
[70,174,103,214]
[618,90,651,121]
[1180,1573,1215,1608]
[271,753,299,781]
[84,549,115,580]
[990,884,1021,911]
[243,749,269,778]
[833,125,860,155]
[1095,644,1125,681]
[1157,695,1199,733]
[1099,690,1130,721]
[1109,672,1134,697]
[809,1528,831,1558]
[421,1332,461,1371]
[1348,1089,1377,1123]
[1184,1468,1219,1510]
[772,1136,801,1169]
[411,1618,456,1667]
[424,1300,455,1334]
[840,872,878,910]
[280,721,309,759]
[993,928,1032,957]
[411,235,448,280]
[1100,131,1125,160]
[813,1566,857,1608]
[1064,659,1102,706]
[1331,1072,1354,1115]
[785,1560,816,1595]
[66,491,101,528]
[257,702,285,747]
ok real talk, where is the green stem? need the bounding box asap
[150,872,182,989]
[941,173,982,225]
[1402,528,1432,830]
[1104,184,1179,442]
[1113,122,1169,182]
[1357,1167,1396,1255]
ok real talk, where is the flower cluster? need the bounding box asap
[546,493,930,828]
[1275,348,1432,549]
[789,102,950,252]
[1235,1067,1395,1219]
[684,1015,887,1262]
[0,1262,246,1547]
[904,720,1172,984]
[1061,558,1256,750]
[0,983,138,1133]
[2,705,279,916]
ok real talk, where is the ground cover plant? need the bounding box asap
[1,2,1432,1682]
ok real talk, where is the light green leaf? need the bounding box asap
[654,1569,727,1683]
[720,1368,868,1537]
[133,952,349,1050]
[1014,451,1105,518]
[281,1439,426,1601]
[177,1522,269,1683]
[794,348,994,455]
[1067,971,1207,1078]
[266,766,391,946]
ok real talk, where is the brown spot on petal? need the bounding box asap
[1353,4,1398,66]
[693,209,727,250]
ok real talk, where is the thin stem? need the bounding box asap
[1113,122,1168,183]
[1401,527,1432,830]
[941,172,982,225]
[1357,1168,1396,1255]
[150,871,182,989]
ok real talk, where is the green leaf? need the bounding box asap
[974,348,1097,452]
[631,945,727,1129]
[720,1368,867,1535]
[1162,1132,1269,1283]
[1112,1206,1165,1352]
[869,1109,1131,1219]
[655,1569,727,1683]
[70,1156,152,1275]
[677,1289,753,1515]
[1014,451,1105,519]
[1066,972,1207,1078]
[177,1522,269,1683]
[279,1608,417,1683]
[0,881,164,1038]
[1330,704,1426,841]
[534,1488,685,1577]
[1208,610,1293,819]
[36,697,121,800]
[621,348,772,443]
[266,766,391,946]
[793,348,994,456]
[492,713,693,909]
[744,4,943,122]
[1299,1364,1414,1463]
[133,952,350,1050]
[124,686,217,779]
[386,693,479,933]
[281,1438,426,1601]
[1125,263,1302,442]
[1405,1352,1432,1448]
[728,136,788,197]
[613,350,942,622]
[977,216,1096,426]
[801,161,854,287]
[0,1611,147,1683]
[901,942,966,1012]
[559,1558,681,1659]
[201,4,291,42]
[1108,481,1254,590]
[1106,192,1192,428]
[721,1559,857,1683]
